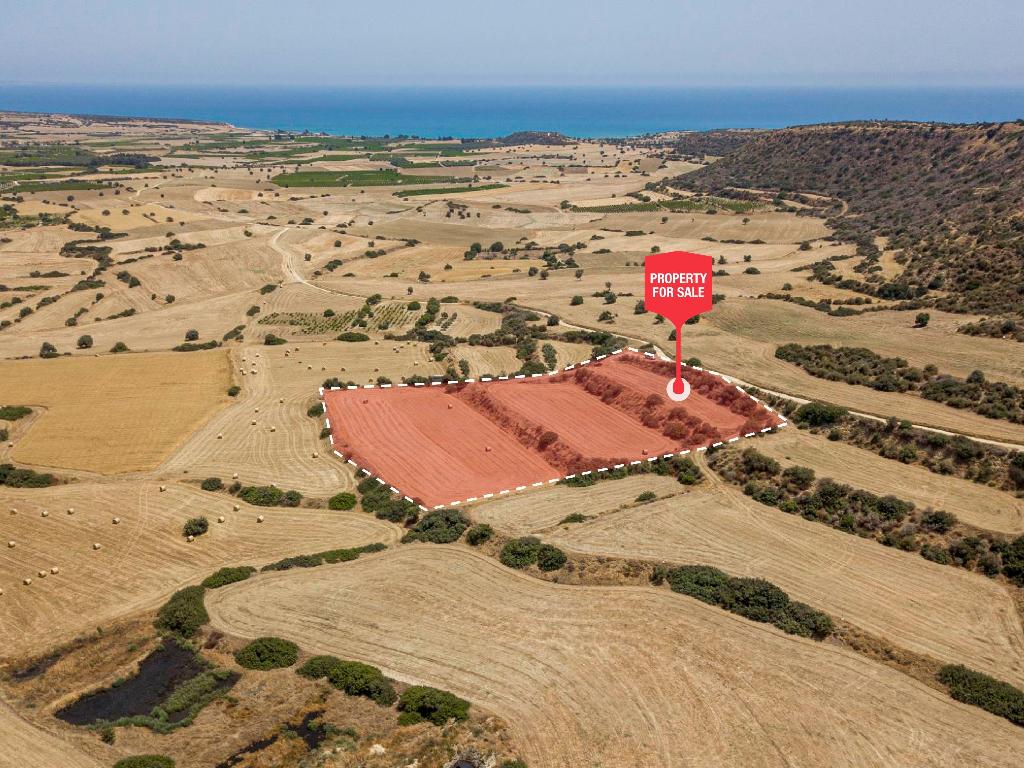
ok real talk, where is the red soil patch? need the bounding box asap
[322,352,783,507]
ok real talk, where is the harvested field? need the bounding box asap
[0,481,398,657]
[323,352,783,506]
[476,476,1024,686]
[756,427,1024,533]
[0,350,232,474]
[206,545,1024,768]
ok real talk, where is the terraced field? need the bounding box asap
[207,546,1024,768]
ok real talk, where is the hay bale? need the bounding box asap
[232,473,238,479]
[256,515,265,523]
[217,433,223,439]
[7,541,15,548]
[8,507,16,515]
[312,451,319,458]
[38,570,47,578]
[92,542,102,551]
[217,515,225,523]
[112,517,121,524]
[279,398,284,403]
[251,420,257,426]
[270,426,276,432]
[67,507,75,515]
[187,535,195,543]
[50,566,59,574]
[254,407,260,413]
[233,504,240,511]
[41,510,49,517]
[159,485,166,492]
[23,578,31,586]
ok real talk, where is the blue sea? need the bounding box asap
[1,85,1022,138]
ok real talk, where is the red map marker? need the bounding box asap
[644,251,714,401]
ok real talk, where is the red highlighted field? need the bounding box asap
[323,352,784,507]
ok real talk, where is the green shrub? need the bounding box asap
[234,637,299,670]
[666,565,832,639]
[465,523,494,545]
[238,485,283,506]
[559,513,589,524]
[200,477,223,491]
[110,341,129,353]
[937,664,1024,725]
[635,491,657,503]
[536,544,567,571]
[201,566,255,589]
[226,385,241,397]
[264,333,287,346]
[0,463,57,488]
[297,655,341,679]
[793,401,849,427]
[327,660,396,706]
[307,403,324,417]
[398,685,470,725]
[280,489,302,507]
[500,537,541,569]
[183,517,209,538]
[328,492,357,510]
[155,586,208,638]
[113,756,175,768]
[402,509,469,544]
[500,761,528,768]
[337,331,370,342]
[0,405,32,420]
[397,710,423,726]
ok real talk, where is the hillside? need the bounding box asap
[672,121,1024,317]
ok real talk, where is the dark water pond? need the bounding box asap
[55,642,205,725]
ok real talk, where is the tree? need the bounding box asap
[184,329,199,341]
[915,312,930,327]
[39,341,58,358]
[76,334,93,349]
[489,241,503,252]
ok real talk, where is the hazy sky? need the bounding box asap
[3,0,1022,87]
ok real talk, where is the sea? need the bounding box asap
[1,85,1022,138]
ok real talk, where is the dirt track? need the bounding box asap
[206,545,1024,768]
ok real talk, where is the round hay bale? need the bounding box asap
[233,504,240,511]
[41,510,49,518]
[217,433,223,439]
[159,485,166,492]
[270,426,276,432]
[38,570,47,578]
[217,515,225,523]
[50,566,59,574]
[0,587,4,596]
[232,472,238,479]
[307,365,312,370]
[256,515,265,523]
[112,517,120,524]
[9,508,16,515]
[312,451,319,458]
[67,508,75,515]
[23,578,31,586]
[251,420,257,426]
[92,542,102,551]
[187,535,194,543]
[279,398,284,403]
[254,407,260,413]
[7,541,15,548]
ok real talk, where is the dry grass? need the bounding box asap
[0,481,399,657]
[207,545,1024,768]
[476,472,1024,687]
[1,350,232,473]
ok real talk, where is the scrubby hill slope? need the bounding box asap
[672,121,1024,316]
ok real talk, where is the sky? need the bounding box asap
[2,0,1022,88]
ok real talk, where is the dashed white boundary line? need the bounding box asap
[318,348,787,511]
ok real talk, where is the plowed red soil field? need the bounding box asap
[323,352,783,506]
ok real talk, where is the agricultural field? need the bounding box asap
[2,112,1024,768]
